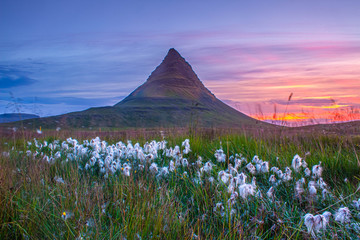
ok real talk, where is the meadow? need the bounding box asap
[1,128,360,239]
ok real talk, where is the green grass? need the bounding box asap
[1,129,360,239]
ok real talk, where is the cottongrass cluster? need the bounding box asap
[21,137,360,238]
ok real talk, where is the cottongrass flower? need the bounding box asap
[246,163,256,174]
[234,157,243,170]
[228,178,237,193]
[322,189,330,199]
[123,166,131,177]
[282,167,292,182]
[295,180,305,197]
[308,181,317,196]
[196,156,202,167]
[282,173,292,182]
[269,175,276,184]
[213,202,224,213]
[252,155,260,164]
[200,161,213,174]
[175,158,182,167]
[85,218,95,227]
[54,176,65,184]
[255,190,262,199]
[322,211,332,223]
[208,176,215,183]
[228,192,239,206]
[266,187,274,198]
[146,154,154,162]
[255,163,262,172]
[304,211,331,236]
[214,149,226,163]
[45,155,55,164]
[251,177,257,188]
[291,154,303,172]
[238,183,256,199]
[304,213,315,234]
[312,162,323,178]
[304,168,311,177]
[158,167,169,177]
[276,169,284,179]
[182,139,191,154]
[228,164,238,175]
[26,150,32,156]
[298,177,306,184]
[352,198,360,210]
[317,177,327,189]
[2,151,10,157]
[169,160,175,172]
[54,151,61,159]
[218,170,232,184]
[230,208,237,217]
[313,213,331,232]
[260,161,269,173]
[195,170,201,179]
[335,207,351,223]
[101,203,107,214]
[149,163,158,174]
[235,172,247,186]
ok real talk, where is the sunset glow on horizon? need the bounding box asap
[1,1,360,126]
[201,40,360,125]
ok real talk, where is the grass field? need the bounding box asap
[1,128,360,239]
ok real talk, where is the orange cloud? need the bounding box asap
[301,104,349,109]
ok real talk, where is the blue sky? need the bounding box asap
[1,1,360,123]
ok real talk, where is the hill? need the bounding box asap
[0,113,39,123]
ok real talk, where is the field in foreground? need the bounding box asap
[1,129,360,239]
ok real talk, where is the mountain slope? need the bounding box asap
[3,48,267,129]
[0,113,39,123]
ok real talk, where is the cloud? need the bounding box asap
[271,98,335,106]
[0,67,37,88]
[0,95,120,107]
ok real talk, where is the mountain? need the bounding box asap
[3,48,266,129]
[0,113,39,123]
[112,48,261,128]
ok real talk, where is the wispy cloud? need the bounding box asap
[0,67,37,88]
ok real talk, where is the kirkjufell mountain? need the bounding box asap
[4,48,266,129]
[113,48,259,127]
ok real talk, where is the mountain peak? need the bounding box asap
[146,48,201,85]
[166,48,182,59]
[117,48,214,103]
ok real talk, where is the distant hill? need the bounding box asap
[299,120,360,135]
[0,113,39,123]
[2,48,269,129]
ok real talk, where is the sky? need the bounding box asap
[1,0,360,126]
